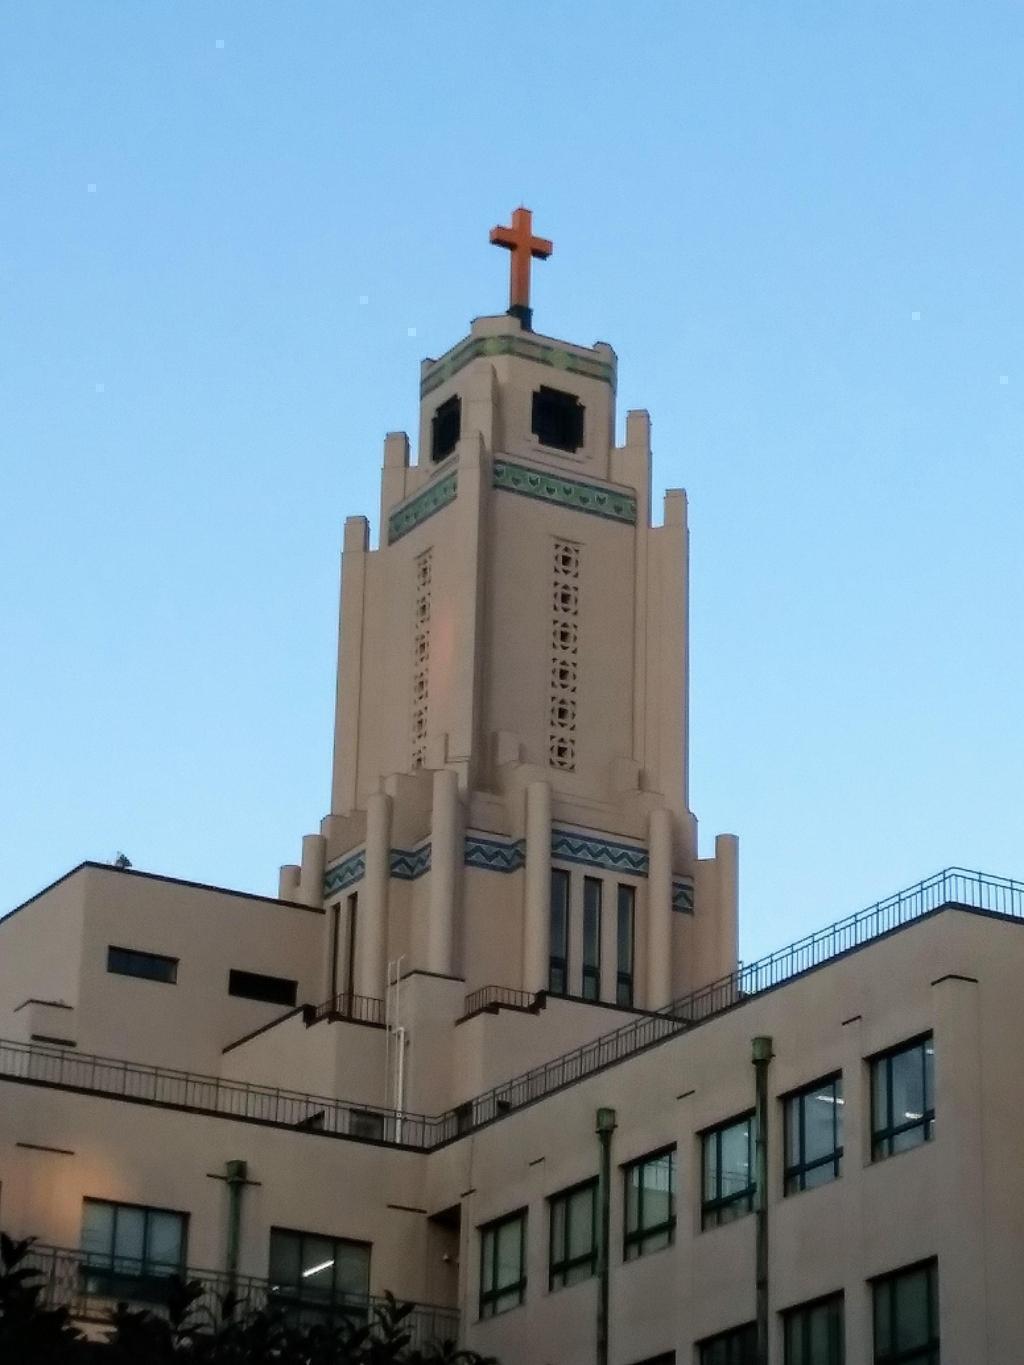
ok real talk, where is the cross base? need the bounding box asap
[507,303,533,330]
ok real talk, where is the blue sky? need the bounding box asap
[2,2,1022,962]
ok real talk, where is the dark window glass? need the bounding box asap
[784,1293,845,1364]
[616,885,635,1007]
[623,1147,675,1260]
[107,946,178,985]
[228,969,298,1007]
[80,1198,186,1303]
[582,878,602,1001]
[702,1114,756,1229]
[630,1357,675,1365]
[871,1036,934,1160]
[873,1261,939,1365]
[479,1210,526,1318]
[698,1323,757,1365]
[784,1075,844,1194]
[269,1227,370,1321]
[532,386,585,452]
[549,1179,597,1291]
[549,869,570,995]
[431,395,461,461]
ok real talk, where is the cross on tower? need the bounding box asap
[489,206,553,329]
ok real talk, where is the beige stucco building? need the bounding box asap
[2,218,1020,1364]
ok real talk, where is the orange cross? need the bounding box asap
[490,207,553,322]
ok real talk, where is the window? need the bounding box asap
[479,1210,526,1319]
[268,1228,370,1314]
[616,885,635,1007]
[582,878,602,1001]
[431,394,461,461]
[698,1323,757,1365]
[80,1199,186,1303]
[702,1114,755,1229]
[784,1293,845,1364]
[623,1146,675,1260]
[532,385,585,453]
[228,969,298,1007]
[784,1075,844,1194]
[872,1261,939,1365]
[549,1179,597,1290]
[549,869,570,995]
[107,945,178,985]
[871,1036,934,1160]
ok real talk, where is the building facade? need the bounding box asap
[2,217,1022,1364]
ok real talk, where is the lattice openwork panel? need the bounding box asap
[549,540,580,770]
[411,550,432,769]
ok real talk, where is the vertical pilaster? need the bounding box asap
[355,792,392,1000]
[427,769,460,975]
[523,781,552,994]
[298,833,326,909]
[647,806,673,1008]
[331,516,370,816]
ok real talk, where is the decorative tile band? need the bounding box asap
[464,834,526,874]
[493,460,636,526]
[551,829,649,877]
[391,845,432,880]
[421,333,616,399]
[323,849,366,897]
[387,473,457,545]
[672,880,695,914]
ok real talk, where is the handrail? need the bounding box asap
[306,991,385,1027]
[22,1242,458,1347]
[462,984,540,1016]
[2,869,1020,1150]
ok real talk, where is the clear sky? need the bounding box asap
[2,2,1022,964]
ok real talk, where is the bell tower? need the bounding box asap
[280,210,738,1031]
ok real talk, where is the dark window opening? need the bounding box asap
[783,1292,845,1364]
[582,878,602,1001]
[871,1035,934,1160]
[229,969,298,1007]
[549,1179,597,1290]
[623,1146,675,1260]
[698,1323,757,1365]
[268,1227,370,1324]
[702,1113,756,1229]
[616,885,635,1007]
[872,1260,939,1365]
[532,386,585,453]
[431,395,461,462]
[479,1210,526,1319]
[549,868,570,996]
[107,946,178,985]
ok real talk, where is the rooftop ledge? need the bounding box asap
[420,315,617,399]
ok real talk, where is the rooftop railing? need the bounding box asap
[3,868,1021,1150]
[23,1243,458,1349]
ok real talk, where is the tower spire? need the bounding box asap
[489,206,552,330]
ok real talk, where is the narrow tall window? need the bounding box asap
[616,885,635,1007]
[344,892,358,1002]
[549,1179,597,1290]
[872,1261,939,1365]
[582,877,602,1001]
[479,1210,526,1319]
[431,394,461,462]
[81,1199,186,1303]
[549,540,580,770]
[328,903,341,1001]
[784,1075,844,1194]
[871,1036,934,1160]
[698,1324,757,1365]
[784,1293,845,1364]
[549,868,570,996]
[702,1114,756,1229]
[532,385,585,453]
[411,550,432,769]
[623,1146,675,1260]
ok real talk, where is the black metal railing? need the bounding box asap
[23,1243,458,1349]
[3,868,1021,1151]
[305,992,385,1027]
[462,985,540,1016]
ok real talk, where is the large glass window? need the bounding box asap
[702,1114,755,1229]
[616,884,635,1007]
[623,1146,675,1260]
[549,1179,597,1290]
[479,1210,526,1318]
[107,946,178,985]
[582,878,602,1001]
[784,1293,845,1364]
[549,869,570,996]
[698,1323,757,1364]
[268,1227,370,1316]
[871,1036,934,1160]
[80,1199,186,1302]
[872,1261,939,1365]
[784,1075,844,1194]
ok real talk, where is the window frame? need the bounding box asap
[870,1034,935,1161]
[783,1073,844,1195]
[582,877,602,1002]
[549,868,570,996]
[782,1290,845,1365]
[622,1144,676,1261]
[871,1258,939,1365]
[80,1197,187,1303]
[267,1225,371,1314]
[548,1178,598,1291]
[479,1208,527,1320]
[697,1321,757,1364]
[701,1111,756,1230]
[106,945,178,985]
[616,883,635,1007]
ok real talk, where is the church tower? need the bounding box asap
[279,210,738,1040]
